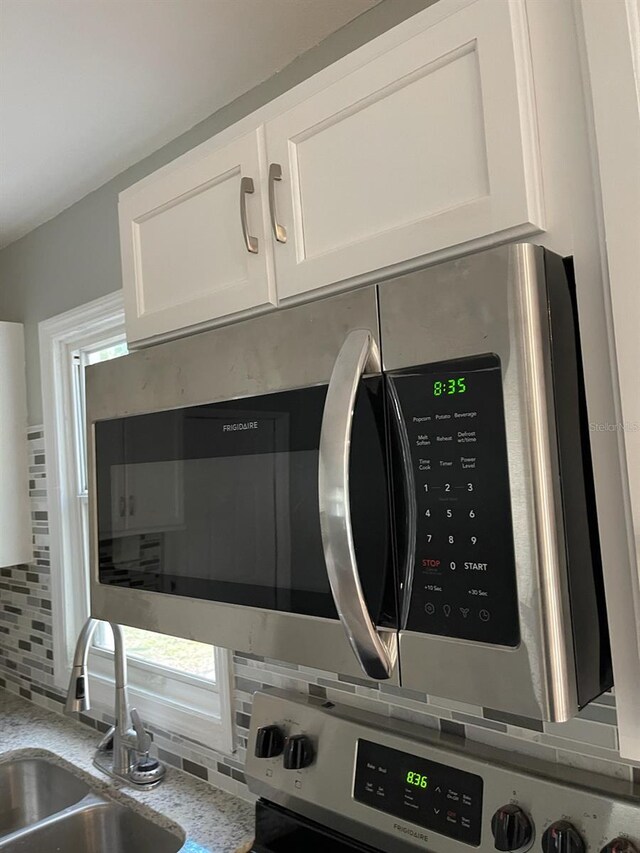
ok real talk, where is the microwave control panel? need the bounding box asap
[390,354,520,646]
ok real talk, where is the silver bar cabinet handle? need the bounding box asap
[268,163,287,243]
[240,176,258,254]
[318,329,397,680]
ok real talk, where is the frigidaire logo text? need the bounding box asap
[222,421,258,432]
[393,824,429,843]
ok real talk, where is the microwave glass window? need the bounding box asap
[94,381,393,623]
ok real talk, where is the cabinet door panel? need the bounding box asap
[266,0,543,300]
[136,171,249,312]
[298,45,488,260]
[120,129,274,345]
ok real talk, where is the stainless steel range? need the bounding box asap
[245,689,640,853]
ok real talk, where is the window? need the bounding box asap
[40,293,233,751]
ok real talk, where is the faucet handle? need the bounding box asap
[130,708,152,754]
[96,725,115,753]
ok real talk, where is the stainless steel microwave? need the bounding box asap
[87,243,612,721]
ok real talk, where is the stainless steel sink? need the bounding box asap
[0,798,183,853]
[0,756,184,853]
[0,758,89,836]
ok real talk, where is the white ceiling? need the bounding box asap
[0,0,379,249]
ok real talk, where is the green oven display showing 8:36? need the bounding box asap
[405,771,429,789]
[433,377,466,397]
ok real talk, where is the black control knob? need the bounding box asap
[254,725,285,759]
[600,839,640,853]
[491,804,533,851]
[283,734,314,770]
[541,822,586,853]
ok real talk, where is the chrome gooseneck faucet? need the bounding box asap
[65,617,166,789]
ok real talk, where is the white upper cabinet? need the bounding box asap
[264,0,543,300]
[0,322,31,568]
[119,0,544,344]
[120,128,275,346]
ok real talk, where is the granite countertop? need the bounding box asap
[0,689,254,853]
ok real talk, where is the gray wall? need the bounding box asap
[0,0,433,425]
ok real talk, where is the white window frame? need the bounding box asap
[40,292,234,753]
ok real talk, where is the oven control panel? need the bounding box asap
[246,689,640,853]
[390,355,520,646]
[354,740,483,845]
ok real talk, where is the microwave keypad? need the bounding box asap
[353,739,483,845]
[390,355,520,646]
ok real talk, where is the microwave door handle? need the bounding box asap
[318,329,397,681]
[387,379,417,629]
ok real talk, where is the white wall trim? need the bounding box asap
[39,291,235,753]
[40,291,126,690]
[577,0,640,760]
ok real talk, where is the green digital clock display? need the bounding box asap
[405,771,429,789]
[434,377,467,397]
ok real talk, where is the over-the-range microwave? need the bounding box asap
[87,243,612,721]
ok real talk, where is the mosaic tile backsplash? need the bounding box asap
[1,428,638,802]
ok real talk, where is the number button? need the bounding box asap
[471,536,477,545]
[446,509,453,518]
[448,535,455,544]
[469,509,475,518]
